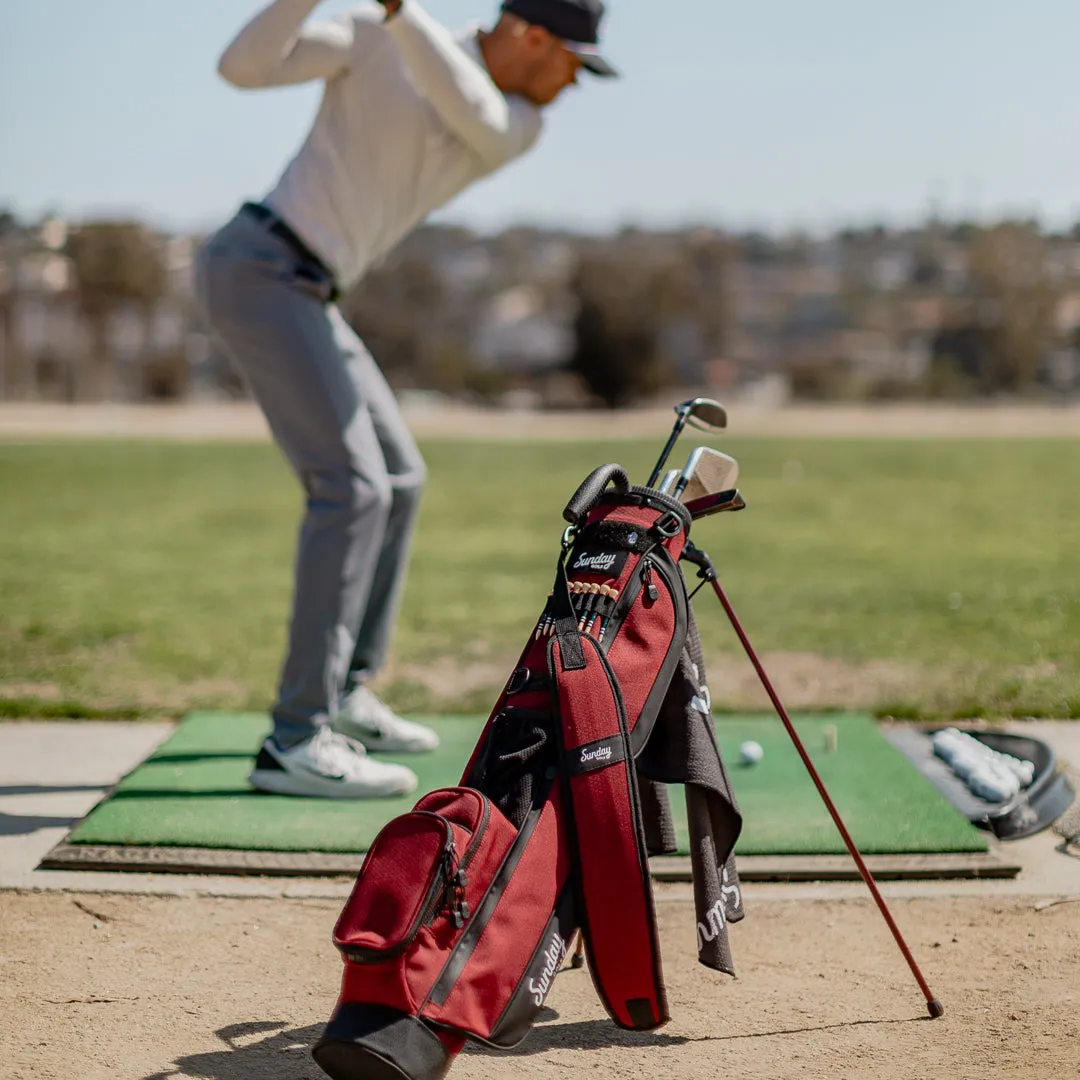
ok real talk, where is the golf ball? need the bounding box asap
[739,740,764,765]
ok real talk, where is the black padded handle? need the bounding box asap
[563,464,630,525]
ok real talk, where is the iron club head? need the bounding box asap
[678,448,739,503]
[681,398,728,432]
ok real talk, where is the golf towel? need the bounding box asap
[638,607,745,975]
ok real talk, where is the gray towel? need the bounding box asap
[636,605,745,975]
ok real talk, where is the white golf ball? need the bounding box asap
[739,740,764,765]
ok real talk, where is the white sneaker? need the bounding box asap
[249,727,418,799]
[333,686,440,754]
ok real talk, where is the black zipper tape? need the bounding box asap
[342,811,452,964]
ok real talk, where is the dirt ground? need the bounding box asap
[1,889,1076,1080]
[387,651,925,714]
[2,400,1080,443]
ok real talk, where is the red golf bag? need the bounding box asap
[313,465,742,1080]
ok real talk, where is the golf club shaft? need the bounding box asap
[646,418,689,489]
[704,573,943,1019]
[647,398,728,489]
[658,468,680,495]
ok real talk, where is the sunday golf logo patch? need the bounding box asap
[567,736,625,776]
[580,744,613,765]
[571,548,628,577]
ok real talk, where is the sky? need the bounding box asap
[1,1,1079,237]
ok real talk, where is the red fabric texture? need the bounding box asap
[333,817,456,954]
[333,791,517,1020]
[554,636,666,1030]
[569,501,686,737]
[422,789,570,1037]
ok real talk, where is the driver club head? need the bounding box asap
[684,488,747,519]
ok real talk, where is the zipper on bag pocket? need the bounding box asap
[334,811,467,963]
[415,795,492,931]
[334,789,497,963]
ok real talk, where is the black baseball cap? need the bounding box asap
[500,0,618,77]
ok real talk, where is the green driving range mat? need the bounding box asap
[67,712,987,855]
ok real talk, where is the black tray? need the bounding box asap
[885,726,1076,841]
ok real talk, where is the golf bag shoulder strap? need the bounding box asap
[549,627,667,1032]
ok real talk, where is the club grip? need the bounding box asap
[563,464,630,525]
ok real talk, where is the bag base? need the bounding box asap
[313,1002,455,1080]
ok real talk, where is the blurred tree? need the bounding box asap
[685,232,731,360]
[65,222,168,400]
[966,223,1060,392]
[927,325,993,398]
[568,245,688,408]
[0,210,21,399]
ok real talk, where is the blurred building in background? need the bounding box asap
[2,207,1080,408]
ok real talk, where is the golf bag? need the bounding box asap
[313,465,744,1080]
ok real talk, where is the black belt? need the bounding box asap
[241,201,340,302]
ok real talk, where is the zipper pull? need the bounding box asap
[440,838,472,929]
[453,865,469,927]
[644,560,660,602]
[441,838,458,912]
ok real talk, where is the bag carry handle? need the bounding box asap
[563,464,630,525]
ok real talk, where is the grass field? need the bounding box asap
[2,435,1079,720]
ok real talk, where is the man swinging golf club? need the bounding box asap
[196,0,617,798]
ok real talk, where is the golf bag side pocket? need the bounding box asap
[332,788,516,994]
[332,811,464,965]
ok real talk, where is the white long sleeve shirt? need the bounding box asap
[217,0,544,289]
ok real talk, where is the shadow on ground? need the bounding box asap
[463,1017,691,1054]
[143,1012,930,1077]
[0,811,79,836]
[143,1021,324,1080]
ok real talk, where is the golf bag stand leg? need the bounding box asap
[680,541,944,1020]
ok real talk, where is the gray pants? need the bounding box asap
[195,209,426,747]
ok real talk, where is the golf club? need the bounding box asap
[646,398,728,489]
[684,488,746,519]
[657,468,681,494]
[678,448,739,503]
[671,446,737,500]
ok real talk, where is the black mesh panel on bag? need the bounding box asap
[470,709,556,830]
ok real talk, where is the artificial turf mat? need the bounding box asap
[68,712,988,856]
